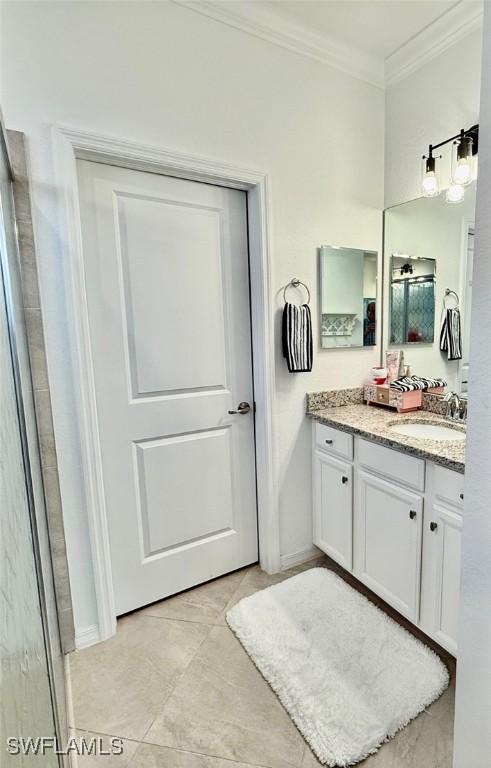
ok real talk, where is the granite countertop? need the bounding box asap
[307,402,466,473]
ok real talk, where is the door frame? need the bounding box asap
[52,125,279,643]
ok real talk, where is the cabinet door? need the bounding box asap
[313,451,352,570]
[420,503,462,655]
[354,470,423,622]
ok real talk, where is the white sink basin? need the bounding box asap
[388,422,466,441]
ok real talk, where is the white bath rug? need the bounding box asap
[226,568,449,767]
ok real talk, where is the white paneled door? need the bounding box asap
[77,161,258,614]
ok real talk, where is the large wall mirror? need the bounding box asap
[383,180,476,392]
[319,245,378,349]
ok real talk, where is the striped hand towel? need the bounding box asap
[390,375,447,392]
[440,308,462,361]
[282,302,313,373]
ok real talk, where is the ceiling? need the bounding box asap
[258,1,461,59]
[178,0,483,86]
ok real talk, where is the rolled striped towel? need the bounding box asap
[282,302,313,373]
[440,308,462,361]
[390,375,447,392]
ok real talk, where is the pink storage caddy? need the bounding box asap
[364,383,445,413]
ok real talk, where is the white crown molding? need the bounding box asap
[174,0,483,90]
[385,1,484,86]
[172,0,384,88]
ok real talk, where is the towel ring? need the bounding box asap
[283,278,311,305]
[444,288,459,308]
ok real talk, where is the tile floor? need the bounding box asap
[69,556,455,767]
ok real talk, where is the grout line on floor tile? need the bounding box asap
[220,573,262,618]
[137,621,215,745]
[137,654,302,768]
[141,612,224,626]
[137,565,256,624]
[135,734,280,768]
[69,727,143,747]
[69,725,275,768]
[69,620,213,738]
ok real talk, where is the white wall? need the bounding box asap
[363,254,377,297]
[453,9,491,766]
[385,29,482,208]
[0,1,384,634]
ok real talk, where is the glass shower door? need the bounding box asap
[390,279,436,344]
[0,128,64,764]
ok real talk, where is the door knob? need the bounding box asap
[228,401,251,415]
[342,476,349,484]
[409,510,417,520]
[430,521,438,532]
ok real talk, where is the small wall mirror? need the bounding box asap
[319,245,378,349]
[390,255,436,344]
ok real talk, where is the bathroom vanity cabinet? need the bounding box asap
[313,422,464,655]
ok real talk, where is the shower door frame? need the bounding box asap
[0,116,67,766]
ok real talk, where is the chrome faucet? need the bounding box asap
[458,397,468,422]
[444,392,460,420]
[444,392,467,423]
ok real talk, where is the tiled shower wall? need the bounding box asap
[8,130,75,653]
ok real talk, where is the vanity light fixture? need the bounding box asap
[421,148,441,198]
[451,131,474,186]
[421,124,479,203]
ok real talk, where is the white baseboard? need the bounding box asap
[75,623,100,650]
[280,546,322,571]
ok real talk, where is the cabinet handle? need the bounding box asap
[430,521,438,532]
[459,493,464,500]
[325,439,333,445]
[342,476,349,484]
[409,509,417,520]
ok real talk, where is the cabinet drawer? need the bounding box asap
[356,437,425,492]
[377,387,390,405]
[433,464,464,510]
[315,422,353,461]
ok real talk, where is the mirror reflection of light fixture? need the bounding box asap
[421,124,478,204]
[446,182,465,204]
[400,262,414,276]
[421,149,441,197]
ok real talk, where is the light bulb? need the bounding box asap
[452,134,474,186]
[422,171,439,197]
[453,157,472,185]
[446,183,465,204]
